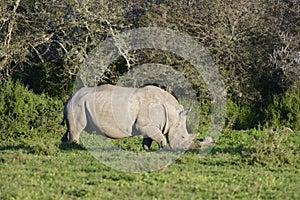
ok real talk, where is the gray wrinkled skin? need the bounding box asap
[61,84,209,150]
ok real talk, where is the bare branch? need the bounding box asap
[105,20,133,69]
[4,0,20,48]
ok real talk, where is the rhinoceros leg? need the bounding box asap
[61,130,70,142]
[62,105,86,143]
[139,126,167,149]
[142,137,153,150]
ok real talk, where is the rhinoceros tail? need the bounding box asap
[61,95,72,126]
[60,116,65,126]
[60,104,67,126]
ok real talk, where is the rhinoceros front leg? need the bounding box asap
[140,126,167,149]
[142,138,153,150]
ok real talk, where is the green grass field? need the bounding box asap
[1,129,299,199]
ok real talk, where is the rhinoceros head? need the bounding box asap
[167,106,198,149]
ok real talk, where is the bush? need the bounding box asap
[0,80,63,141]
[242,127,299,167]
[265,89,300,131]
[225,99,257,130]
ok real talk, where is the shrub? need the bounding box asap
[265,89,300,131]
[0,80,63,141]
[225,99,257,130]
[242,127,299,167]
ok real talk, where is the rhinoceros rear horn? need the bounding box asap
[179,106,191,117]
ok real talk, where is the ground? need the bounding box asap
[1,130,299,199]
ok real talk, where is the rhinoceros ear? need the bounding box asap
[179,106,191,117]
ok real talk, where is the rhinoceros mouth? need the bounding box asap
[189,136,213,149]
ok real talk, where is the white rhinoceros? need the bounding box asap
[61,84,211,149]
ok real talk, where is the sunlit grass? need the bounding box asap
[1,129,299,199]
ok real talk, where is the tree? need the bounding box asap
[1,0,298,105]
[0,0,126,96]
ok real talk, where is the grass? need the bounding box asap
[1,129,300,199]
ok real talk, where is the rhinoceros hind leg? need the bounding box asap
[68,113,86,143]
[142,137,153,150]
[61,130,70,142]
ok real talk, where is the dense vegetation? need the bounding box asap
[0,0,299,199]
[1,0,299,129]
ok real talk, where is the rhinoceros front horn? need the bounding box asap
[189,136,213,149]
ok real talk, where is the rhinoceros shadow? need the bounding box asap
[0,144,34,152]
[59,142,87,151]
